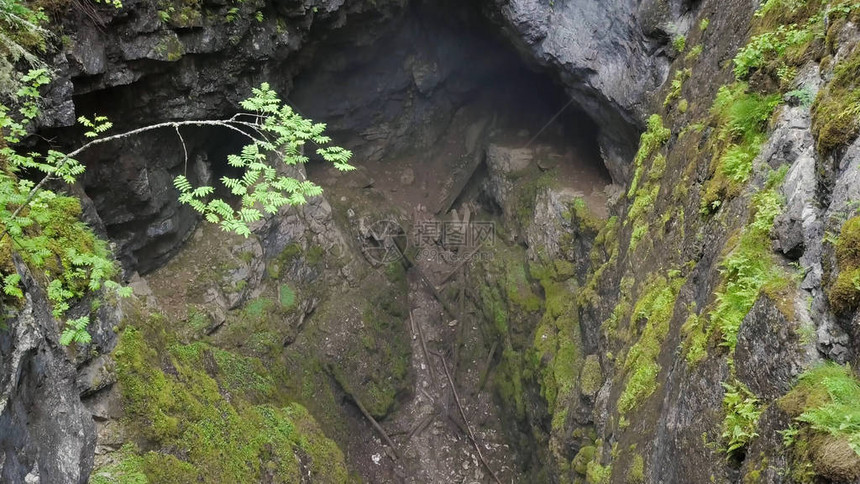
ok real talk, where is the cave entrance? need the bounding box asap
[294,2,611,219]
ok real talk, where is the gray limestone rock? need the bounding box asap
[489,0,698,181]
[0,261,96,484]
[735,294,818,401]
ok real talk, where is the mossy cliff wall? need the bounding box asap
[476,0,860,482]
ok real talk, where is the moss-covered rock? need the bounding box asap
[579,354,604,397]
[617,274,684,415]
[571,445,596,475]
[779,363,860,481]
[827,266,860,315]
[108,310,350,483]
[829,215,860,314]
[812,46,860,153]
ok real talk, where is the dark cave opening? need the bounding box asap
[292,1,612,216]
[46,0,615,274]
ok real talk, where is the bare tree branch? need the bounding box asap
[175,125,188,175]
[0,116,268,245]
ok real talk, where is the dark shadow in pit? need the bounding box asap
[293,2,612,216]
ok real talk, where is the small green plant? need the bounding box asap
[722,381,762,456]
[798,322,817,345]
[785,363,860,454]
[673,35,687,53]
[664,68,692,107]
[780,424,799,447]
[776,64,797,86]
[225,7,239,22]
[685,44,704,62]
[174,83,353,236]
[255,11,263,22]
[786,87,814,106]
[2,273,22,297]
[699,18,710,31]
[93,0,123,8]
[629,454,645,483]
[733,24,812,79]
[60,316,93,345]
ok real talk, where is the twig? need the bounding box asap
[407,411,437,440]
[395,245,458,320]
[0,118,261,245]
[438,242,484,286]
[411,309,437,386]
[452,266,467,381]
[66,119,260,159]
[434,353,502,484]
[349,393,400,459]
[327,366,400,459]
[419,388,435,404]
[175,125,188,175]
[477,341,498,392]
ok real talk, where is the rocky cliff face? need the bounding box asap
[488,0,694,181]
[1,257,121,483]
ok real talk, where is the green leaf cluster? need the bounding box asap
[700,83,780,212]
[175,83,353,237]
[733,24,813,79]
[790,363,860,455]
[721,381,763,456]
[711,188,789,352]
[1,71,130,346]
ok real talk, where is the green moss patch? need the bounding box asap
[579,355,604,397]
[617,273,684,415]
[626,115,671,254]
[829,215,860,314]
[813,46,860,152]
[571,445,596,476]
[627,115,671,200]
[110,313,349,483]
[530,276,582,424]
